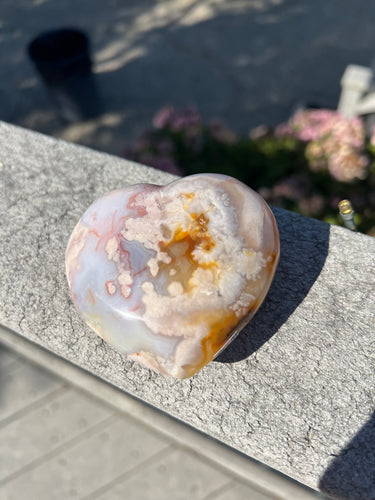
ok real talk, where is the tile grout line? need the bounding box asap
[81,443,174,500]
[0,357,23,374]
[0,413,118,487]
[0,384,69,429]
[0,357,29,377]
[201,479,236,500]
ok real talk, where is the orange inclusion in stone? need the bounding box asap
[186,253,280,377]
[182,309,244,378]
[159,212,217,289]
[169,212,215,260]
[158,212,246,377]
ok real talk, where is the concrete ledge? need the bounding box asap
[0,121,374,499]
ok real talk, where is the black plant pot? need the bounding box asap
[28,28,101,122]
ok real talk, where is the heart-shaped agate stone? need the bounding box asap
[66,174,279,378]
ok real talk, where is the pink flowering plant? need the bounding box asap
[124,106,375,236]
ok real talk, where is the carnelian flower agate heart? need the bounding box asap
[66,174,279,378]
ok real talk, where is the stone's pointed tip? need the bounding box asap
[65,174,280,379]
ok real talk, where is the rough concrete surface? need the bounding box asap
[0,122,374,499]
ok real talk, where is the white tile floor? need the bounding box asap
[0,344,273,500]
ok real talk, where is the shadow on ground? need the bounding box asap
[216,208,330,363]
[319,412,375,500]
[2,1,375,154]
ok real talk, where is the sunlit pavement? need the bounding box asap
[1,0,375,155]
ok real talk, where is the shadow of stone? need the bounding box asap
[319,413,375,500]
[216,207,330,363]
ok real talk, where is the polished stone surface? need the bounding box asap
[0,122,374,499]
[66,174,279,378]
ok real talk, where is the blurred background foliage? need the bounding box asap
[124,106,375,236]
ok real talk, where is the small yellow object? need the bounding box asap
[338,199,353,216]
[338,199,357,231]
